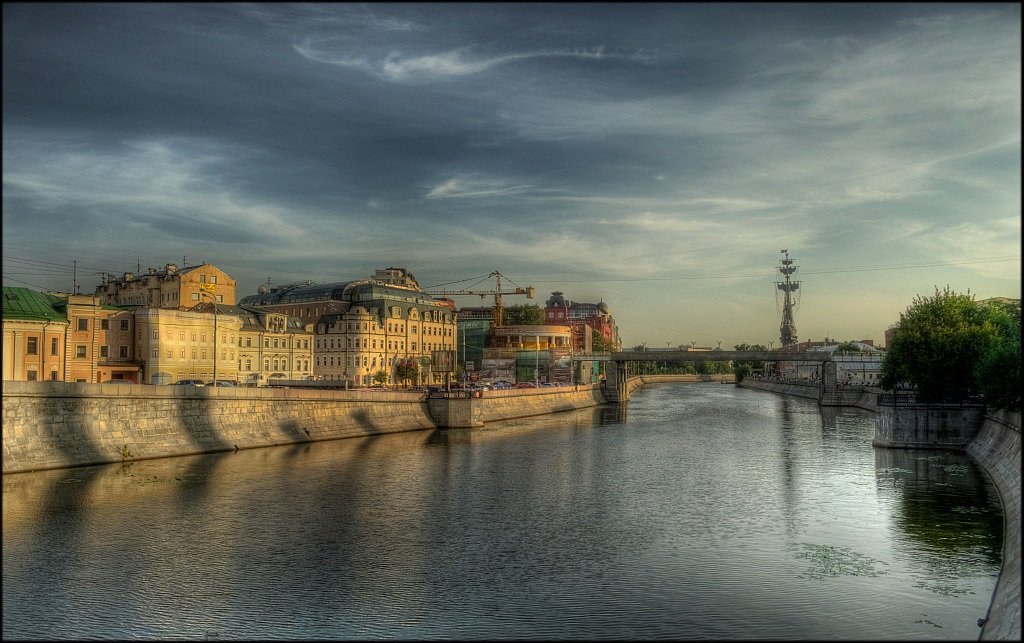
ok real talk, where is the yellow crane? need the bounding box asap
[423,271,535,326]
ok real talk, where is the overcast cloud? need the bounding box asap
[3,3,1019,347]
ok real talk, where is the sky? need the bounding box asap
[3,3,1020,349]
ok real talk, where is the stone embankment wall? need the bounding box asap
[737,377,820,400]
[2,381,437,473]
[2,381,609,473]
[477,385,606,423]
[966,411,1021,641]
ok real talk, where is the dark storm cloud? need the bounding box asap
[3,2,1019,346]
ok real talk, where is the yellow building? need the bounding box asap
[2,288,69,382]
[216,304,313,386]
[62,294,139,383]
[240,268,456,387]
[96,262,237,309]
[2,288,141,383]
[133,307,241,384]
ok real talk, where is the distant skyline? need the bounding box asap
[3,3,1020,348]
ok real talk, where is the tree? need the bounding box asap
[732,343,768,380]
[503,304,544,325]
[880,287,1017,407]
[372,370,388,387]
[835,341,861,354]
[592,329,616,352]
[394,358,419,388]
[973,299,1021,411]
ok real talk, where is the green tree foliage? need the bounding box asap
[881,287,1019,408]
[973,299,1021,411]
[394,358,419,387]
[835,341,861,354]
[372,370,388,386]
[592,329,616,352]
[503,304,544,325]
[732,343,768,380]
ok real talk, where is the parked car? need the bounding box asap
[514,382,536,388]
[173,379,205,387]
[209,380,236,387]
[103,379,134,385]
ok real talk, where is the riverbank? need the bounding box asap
[737,376,1020,641]
[1,380,609,473]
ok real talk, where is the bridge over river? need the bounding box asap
[571,350,835,402]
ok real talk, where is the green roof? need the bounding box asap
[1,287,68,322]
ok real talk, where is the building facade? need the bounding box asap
[216,304,313,386]
[133,307,242,384]
[239,268,456,388]
[2,288,141,383]
[96,262,237,309]
[544,291,621,351]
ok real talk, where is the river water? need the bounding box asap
[2,384,1003,640]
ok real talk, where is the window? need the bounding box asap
[101,319,109,330]
[264,338,269,348]
[246,337,252,347]
[50,371,59,381]
[27,370,38,381]
[78,318,89,331]
[27,337,38,355]
[180,349,185,359]
[121,319,130,331]
[120,346,129,358]
[76,345,87,358]
[179,331,185,341]
[201,333,206,343]
[192,293,199,301]
[152,329,159,339]
[210,276,217,284]
[192,349,197,359]
[191,332,196,341]
[51,338,59,356]
[151,348,158,358]
[201,350,207,359]
[100,346,109,358]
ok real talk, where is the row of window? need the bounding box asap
[72,318,131,331]
[148,329,309,349]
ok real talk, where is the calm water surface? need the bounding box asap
[2,384,1003,640]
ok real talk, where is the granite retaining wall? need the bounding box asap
[2,381,609,473]
[966,411,1021,641]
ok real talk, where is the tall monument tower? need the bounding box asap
[776,249,800,347]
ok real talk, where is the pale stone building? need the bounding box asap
[96,262,237,309]
[206,304,314,386]
[239,268,456,388]
[133,307,242,384]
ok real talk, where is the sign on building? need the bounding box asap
[431,350,455,373]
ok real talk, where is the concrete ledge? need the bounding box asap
[967,412,1021,641]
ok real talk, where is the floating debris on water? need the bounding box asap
[796,543,890,579]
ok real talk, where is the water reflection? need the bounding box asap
[3,384,1002,640]
[875,447,1003,597]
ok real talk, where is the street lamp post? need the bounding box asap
[199,287,218,384]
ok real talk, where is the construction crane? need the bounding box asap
[423,271,535,326]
